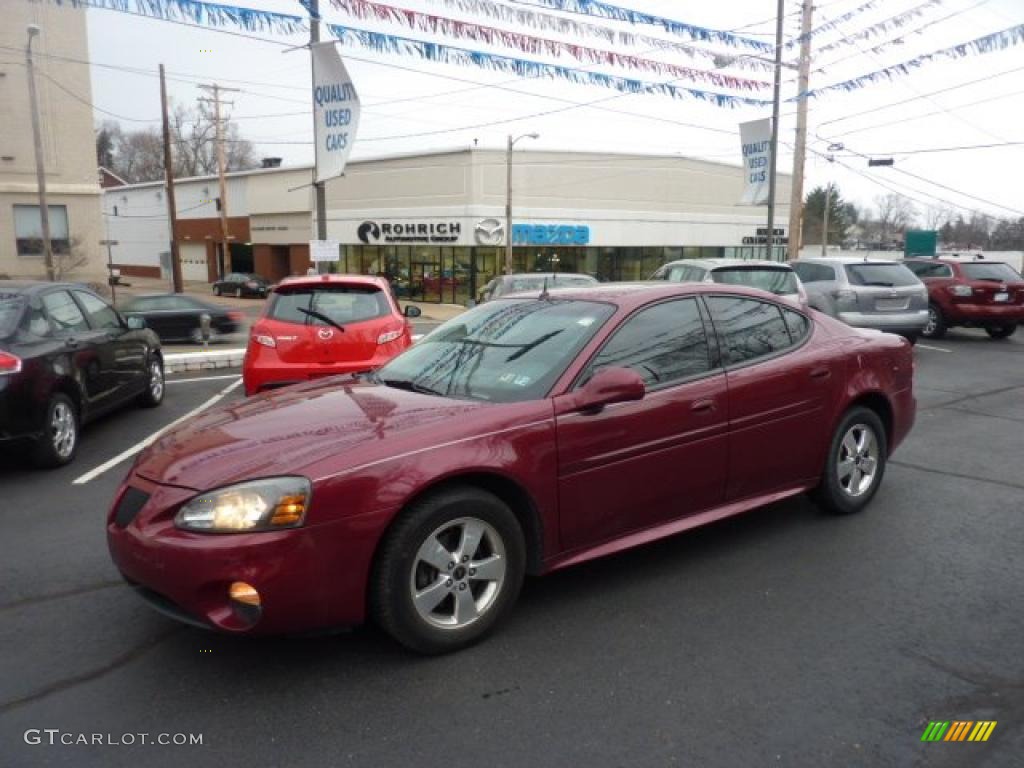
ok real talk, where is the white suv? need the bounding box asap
[650,258,807,306]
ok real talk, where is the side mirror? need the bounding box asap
[126,315,146,330]
[574,367,645,412]
[404,305,422,318]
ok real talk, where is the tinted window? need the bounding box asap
[75,291,121,330]
[845,263,920,287]
[585,299,711,388]
[42,291,89,332]
[905,261,953,278]
[711,266,799,295]
[707,297,793,365]
[0,293,25,337]
[269,285,390,325]
[377,299,615,403]
[961,262,1021,282]
[782,308,811,343]
[792,262,835,283]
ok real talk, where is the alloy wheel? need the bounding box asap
[836,423,878,498]
[149,360,164,401]
[51,401,76,459]
[923,308,937,337]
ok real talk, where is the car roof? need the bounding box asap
[499,281,797,311]
[275,274,390,290]
[0,280,98,295]
[661,258,794,270]
[501,272,595,280]
[906,257,1011,266]
[795,256,906,265]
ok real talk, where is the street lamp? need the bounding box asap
[505,132,539,275]
[25,24,54,281]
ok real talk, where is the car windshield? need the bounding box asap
[710,267,799,295]
[500,275,595,295]
[0,292,25,338]
[961,262,1021,282]
[377,299,615,403]
[845,263,920,287]
[269,285,389,326]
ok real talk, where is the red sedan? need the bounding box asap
[242,274,420,396]
[108,283,915,653]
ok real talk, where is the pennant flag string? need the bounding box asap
[808,0,944,56]
[328,0,771,91]
[327,23,772,108]
[414,0,775,72]
[785,0,880,49]
[49,0,307,34]
[802,22,1024,99]
[524,0,773,52]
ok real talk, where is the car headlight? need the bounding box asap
[175,477,311,533]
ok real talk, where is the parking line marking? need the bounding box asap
[72,379,244,485]
[917,344,952,353]
[167,374,241,384]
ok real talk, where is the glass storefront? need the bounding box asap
[329,243,782,302]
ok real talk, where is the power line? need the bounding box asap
[838,140,1024,156]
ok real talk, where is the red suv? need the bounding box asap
[243,275,420,396]
[903,258,1024,339]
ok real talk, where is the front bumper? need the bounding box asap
[838,309,929,334]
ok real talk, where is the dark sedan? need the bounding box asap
[109,282,914,653]
[121,294,243,344]
[212,272,269,298]
[1,281,163,467]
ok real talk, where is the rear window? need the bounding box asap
[844,263,919,288]
[961,263,1021,282]
[269,285,390,326]
[0,293,26,337]
[710,266,798,295]
[654,264,706,282]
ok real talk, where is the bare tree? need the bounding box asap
[923,204,955,231]
[874,193,917,243]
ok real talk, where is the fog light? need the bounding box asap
[229,581,261,607]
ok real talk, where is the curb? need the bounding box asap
[164,349,245,373]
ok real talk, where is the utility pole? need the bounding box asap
[821,183,831,257]
[159,64,184,293]
[310,0,328,272]
[788,0,814,260]
[765,0,786,262]
[25,25,54,281]
[198,82,240,279]
[505,132,539,275]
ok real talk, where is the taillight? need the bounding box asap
[948,285,972,297]
[0,351,22,374]
[377,329,403,345]
[252,334,276,349]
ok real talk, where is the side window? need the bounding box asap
[42,291,89,333]
[584,298,712,388]
[781,307,811,344]
[74,291,121,330]
[707,296,793,365]
[21,304,52,337]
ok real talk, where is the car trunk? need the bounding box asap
[958,263,1024,306]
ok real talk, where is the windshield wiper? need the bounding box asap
[297,307,345,332]
[377,377,445,396]
[506,329,564,362]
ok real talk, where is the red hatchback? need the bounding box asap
[242,274,420,396]
[904,258,1024,339]
[109,283,915,653]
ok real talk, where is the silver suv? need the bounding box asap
[791,257,928,342]
[650,258,806,305]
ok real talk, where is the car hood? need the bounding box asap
[132,377,494,491]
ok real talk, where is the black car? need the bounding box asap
[212,272,269,298]
[0,281,164,467]
[120,294,242,343]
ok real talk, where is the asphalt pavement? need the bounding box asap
[0,330,1021,767]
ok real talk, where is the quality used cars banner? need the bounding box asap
[312,42,361,183]
[739,118,771,205]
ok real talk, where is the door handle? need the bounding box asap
[691,398,715,413]
[810,366,831,380]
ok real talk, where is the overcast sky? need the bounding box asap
[78,0,1024,222]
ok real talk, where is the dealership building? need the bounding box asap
[103,148,791,304]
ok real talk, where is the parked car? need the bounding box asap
[649,258,807,306]
[474,272,597,304]
[121,294,244,344]
[242,274,421,396]
[0,281,163,468]
[791,257,928,343]
[903,257,1024,339]
[212,272,270,298]
[108,282,914,653]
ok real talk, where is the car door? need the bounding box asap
[72,290,148,401]
[41,289,116,414]
[554,297,729,551]
[704,295,842,501]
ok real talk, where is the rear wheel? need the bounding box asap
[813,406,887,515]
[32,393,79,468]
[922,304,947,339]
[371,487,526,654]
[985,324,1016,340]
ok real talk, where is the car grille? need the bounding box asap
[114,487,150,528]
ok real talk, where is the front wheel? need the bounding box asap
[813,406,888,515]
[922,304,947,339]
[371,487,526,654]
[137,356,165,408]
[32,393,79,468]
[985,323,1016,340]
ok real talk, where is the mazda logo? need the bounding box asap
[474,218,504,246]
[357,221,380,244]
[317,328,334,340]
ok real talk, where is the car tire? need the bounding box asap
[813,406,888,516]
[137,356,165,408]
[235,287,243,299]
[922,304,947,339]
[371,486,526,654]
[984,324,1016,340]
[32,393,79,468]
